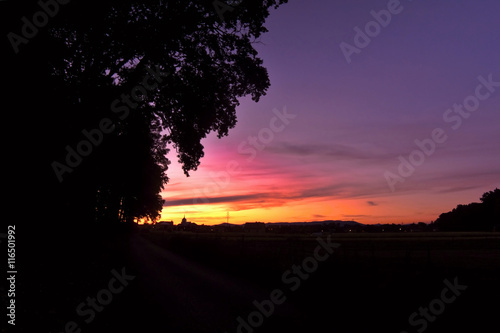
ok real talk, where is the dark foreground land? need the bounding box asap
[17,227,500,333]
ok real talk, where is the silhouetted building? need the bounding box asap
[157,221,174,226]
[156,221,174,232]
[244,222,266,233]
[179,215,198,231]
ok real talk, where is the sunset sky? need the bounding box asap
[160,0,500,225]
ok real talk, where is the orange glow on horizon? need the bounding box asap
[158,129,498,227]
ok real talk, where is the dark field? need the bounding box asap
[20,229,500,333]
[136,230,500,332]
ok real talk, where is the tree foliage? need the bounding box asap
[434,188,500,231]
[3,0,287,226]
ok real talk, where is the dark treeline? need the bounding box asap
[146,221,435,234]
[433,188,500,231]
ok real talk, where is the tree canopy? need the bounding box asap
[3,0,287,226]
[434,188,500,231]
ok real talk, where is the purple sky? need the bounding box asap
[160,0,500,224]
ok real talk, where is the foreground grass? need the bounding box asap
[17,228,500,333]
[139,230,500,332]
[141,230,500,272]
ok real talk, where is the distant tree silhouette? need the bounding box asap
[3,0,288,227]
[480,188,500,228]
[434,188,500,231]
[480,188,500,205]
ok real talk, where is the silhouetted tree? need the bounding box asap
[480,188,500,228]
[480,188,500,205]
[434,188,500,231]
[3,0,287,227]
